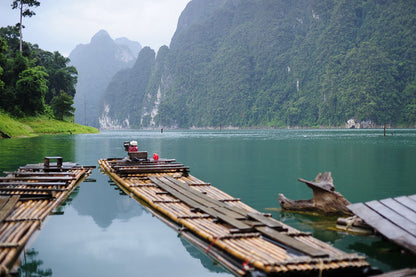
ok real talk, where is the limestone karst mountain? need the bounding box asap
[99,1,416,129]
[70,30,141,127]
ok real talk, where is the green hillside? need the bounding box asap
[0,26,99,137]
[0,111,98,138]
[101,0,416,128]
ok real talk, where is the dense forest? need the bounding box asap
[0,25,77,120]
[101,0,416,128]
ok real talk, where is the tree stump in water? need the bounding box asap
[278,172,352,216]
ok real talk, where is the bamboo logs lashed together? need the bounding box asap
[99,158,370,276]
[0,160,94,276]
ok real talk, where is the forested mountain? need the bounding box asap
[70,30,141,127]
[100,0,416,129]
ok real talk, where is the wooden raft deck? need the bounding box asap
[0,157,94,276]
[99,158,370,276]
[348,194,416,255]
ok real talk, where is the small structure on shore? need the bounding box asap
[278,172,352,216]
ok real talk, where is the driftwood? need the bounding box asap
[336,216,373,234]
[278,172,352,216]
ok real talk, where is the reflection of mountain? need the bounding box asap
[71,172,143,229]
[179,237,226,274]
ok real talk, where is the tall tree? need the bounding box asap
[11,0,40,52]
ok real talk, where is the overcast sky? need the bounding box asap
[0,0,192,56]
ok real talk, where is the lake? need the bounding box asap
[0,129,415,276]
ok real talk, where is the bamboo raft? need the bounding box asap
[0,157,94,276]
[99,156,370,276]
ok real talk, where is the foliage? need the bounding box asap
[11,0,40,52]
[0,109,32,137]
[32,48,78,103]
[0,39,5,90]
[100,47,155,128]
[0,25,31,55]
[0,26,78,121]
[108,0,415,128]
[18,115,99,134]
[11,0,40,17]
[15,66,48,115]
[0,110,98,137]
[51,92,75,120]
[18,249,52,277]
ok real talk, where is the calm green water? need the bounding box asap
[0,129,415,276]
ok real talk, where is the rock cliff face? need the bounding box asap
[70,30,141,127]
[99,47,156,129]
[98,104,130,129]
[346,119,377,129]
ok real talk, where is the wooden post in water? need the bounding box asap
[384,122,386,137]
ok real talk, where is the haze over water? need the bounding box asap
[0,129,415,276]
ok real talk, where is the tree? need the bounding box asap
[0,38,7,90]
[51,92,75,120]
[32,49,78,103]
[15,66,48,115]
[0,25,20,52]
[11,0,40,52]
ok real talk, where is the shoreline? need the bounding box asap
[98,125,416,131]
[0,112,98,139]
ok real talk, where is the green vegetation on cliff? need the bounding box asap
[162,0,416,128]
[102,0,416,129]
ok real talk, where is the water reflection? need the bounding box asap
[278,211,345,243]
[179,238,226,274]
[348,239,416,270]
[27,200,230,276]
[0,129,414,275]
[20,166,231,276]
[0,135,76,176]
[278,210,416,272]
[70,173,143,228]
[19,249,52,277]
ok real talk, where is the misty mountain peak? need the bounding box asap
[91,29,113,45]
[115,37,142,58]
[69,30,143,127]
